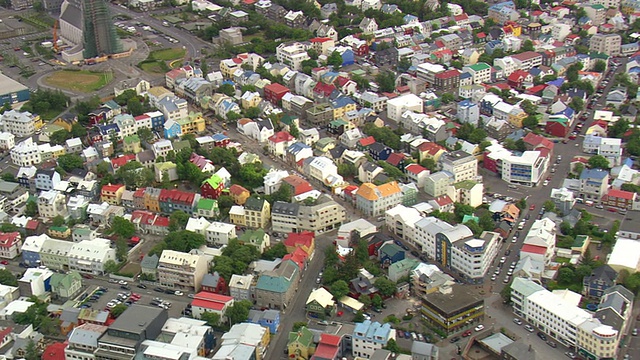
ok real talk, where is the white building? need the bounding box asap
[521,217,556,265]
[11,138,41,166]
[263,170,289,195]
[0,132,15,150]
[157,250,208,291]
[352,320,396,358]
[1,110,41,137]
[229,274,254,301]
[387,94,423,121]
[205,222,237,246]
[152,139,173,159]
[485,143,548,186]
[37,190,68,219]
[276,42,310,71]
[68,238,116,275]
[511,277,593,348]
[450,231,501,282]
[306,156,341,185]
[355,182,403,217]
[462,62,492,84]
[440,150,478,183]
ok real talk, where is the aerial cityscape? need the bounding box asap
[0,0,637,359]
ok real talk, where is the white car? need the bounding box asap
[474,325,485,332]
[500,257,506,263]
[513,318,523,325]
[511,236,517,243]
[490,275,497,281]
[174,291,184,296]
[118,280,128,285]
[543,180,549,186]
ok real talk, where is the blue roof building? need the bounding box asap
[352,320,394,358]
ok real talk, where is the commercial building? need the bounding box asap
[157,250,208,291]
[386,94,423,121]
[0,73,29,106]
[68,238,116,275]
[439,150,478,183]
[271,196,346,234]
[95,305,168,360]
[276,42,310,71]
[484,143,548,186]
[421,285,485,335]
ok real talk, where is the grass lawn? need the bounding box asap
[118,262,141,277]
[149,48,186,61]
[139,61,168,73]
[44,70,113,93]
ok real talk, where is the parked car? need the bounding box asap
[633,328,638,336]
[164,289,175,294]
[449,336,460,343]
[154,287,165,293]
[537,332,547,341]
[174,291,184,296]
[524,325,534,332]
[513,318,522,325]
[474,325,484,332]
[137,284,147,289]
[529,204,535,210]
[462,330,472,337]
[547,341,557,348]
[565,352,576,359]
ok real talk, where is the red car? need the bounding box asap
[0,260,8,265]
[529,204,536,210]
[569,135,577,140]
[462,330,472,337]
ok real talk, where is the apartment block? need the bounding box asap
[157,250,208,291]
[589,34,622,56]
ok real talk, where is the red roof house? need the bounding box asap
[281,174,313,196]
[0,232,21,259]
[191,292,235,319]
[282,247,309,270]
[110,154,136,171]
[42,342,66,360]
[283,231,315,256]
[311,334,341,360]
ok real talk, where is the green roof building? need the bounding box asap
[287,326,315,359]
[50,271,82,299]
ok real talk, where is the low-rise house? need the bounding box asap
[0,232,21,259]
[583,265,617,299]
[306,287,336,320]
[49,271,82,299]
[191,292,235,322]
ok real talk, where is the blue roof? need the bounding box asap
[331,96,356,108]
[580,168,608,180]
[555,107,575,119]
[458,99,475,107]
[211,133,229,141]
[288,142,311,154]
[98,123,119,134]
[547,78,565,87]
[353,320,392,344]
[460,72,472,79]
[623,157,634,167]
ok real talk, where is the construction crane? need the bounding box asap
[53,20,59,54]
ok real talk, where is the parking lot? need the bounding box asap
[73,278,192,318]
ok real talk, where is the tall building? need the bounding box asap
[59,0,121,59]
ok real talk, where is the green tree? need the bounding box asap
[0,173,15,182]
[353,311,365,322]
[104,260,119,274]
[440,93,456,104]
[384,338,400,353]
[109,217,136,239]
[358,294,372,307]
[24,339,38,360]
[516,198,527,210]
[137,128,154,143]
[244,107,261,119]
[570,97,584,112]
[624,272,640,294]
[52,215,65,227]
[261,243,288,260]
[58,154,84,171]
[338,163,357,178]
[594,60,607,73]
[522,115,539,129]
[226,300,252,325]
[116,161,155,189]
[169,211,190,232]
[479,212,496,231]
[127,98,144,116]
[218,83,236,96]
[372,294,383,308]
[374,277,396,297]
[292,321,307,331]
[543,200,556,212]
[587,155,610,170]
[269,185,292,203]
[289,123,300,138]
[330,280,350,300]
[111,304,128,318]
[520,100,537,115]
[326,51,343,69]
[521,39,534,52]
[420,158,437,172]
[375,70,396,93]
[454,203,475,222]
[25,200,38,217]
[50,129,70,145]
[573,163,585,176]
[0,269,17,286]
[163,230,206,253]
[558,267,575,284]
[608,119,629,138]
[500,283,512,302]
[201,311,221,327]
[115,238,128,262]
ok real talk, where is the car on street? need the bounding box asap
[0,260,8,265]
[511,236,517,243]
[154,287,165,293]
[513,318,522,325]
[595,204,604,209]
[503,276,510,283]
[500,256,506,263]
[565,352,576,359]
[462,330,472,337]
[505,250,511,256]
[474,325,484,332]
[632,328,638,336]
[174,291,184,296]
[490,275,497,281]
[537,332,547,341]
[543,180,549,186]
[120,285,130,290]
[137,284,147,289]
[118,280,128,285]
[547,341,557,348]
[529,204,535,210]
[449,336,460,343]
[165,289,175,294]
[524,324,534,332]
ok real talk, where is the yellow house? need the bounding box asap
[52,114,77,132]
[229,184,250,205]
[508,108,528,128]
[123,135,142,154]
[51,146,67,159]
[220,58,242,79]
[48,226,70,239]
[418,142,447,163]
[143,188,161,212]
[241,91,262,109]
[33,114,44,130]
[244,197,271,229]
[100,184,125,205]
[504,22,522,37]
[229,205,246,226]
[331,100,356,120]
[177,112,206,135]
[288,327,315,360]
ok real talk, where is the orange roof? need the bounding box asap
[101,184,124,193]
[356,182,400,201]
[237,118,253,125]
[229,184,249,196]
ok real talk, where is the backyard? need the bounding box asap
[44,70,113,93]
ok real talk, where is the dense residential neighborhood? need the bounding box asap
[1,0,640,358]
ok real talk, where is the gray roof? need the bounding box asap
[272,201,299,216]
[411,341,438,357]
[136,150,155,163]
[60,1,83,30]
[501,341,536,359]
[60,307,80,323]
[201,272,220,287]
[68,325,108,347]
[108,304,165,333]
[0,180,19,194]
[140,254,159,270]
